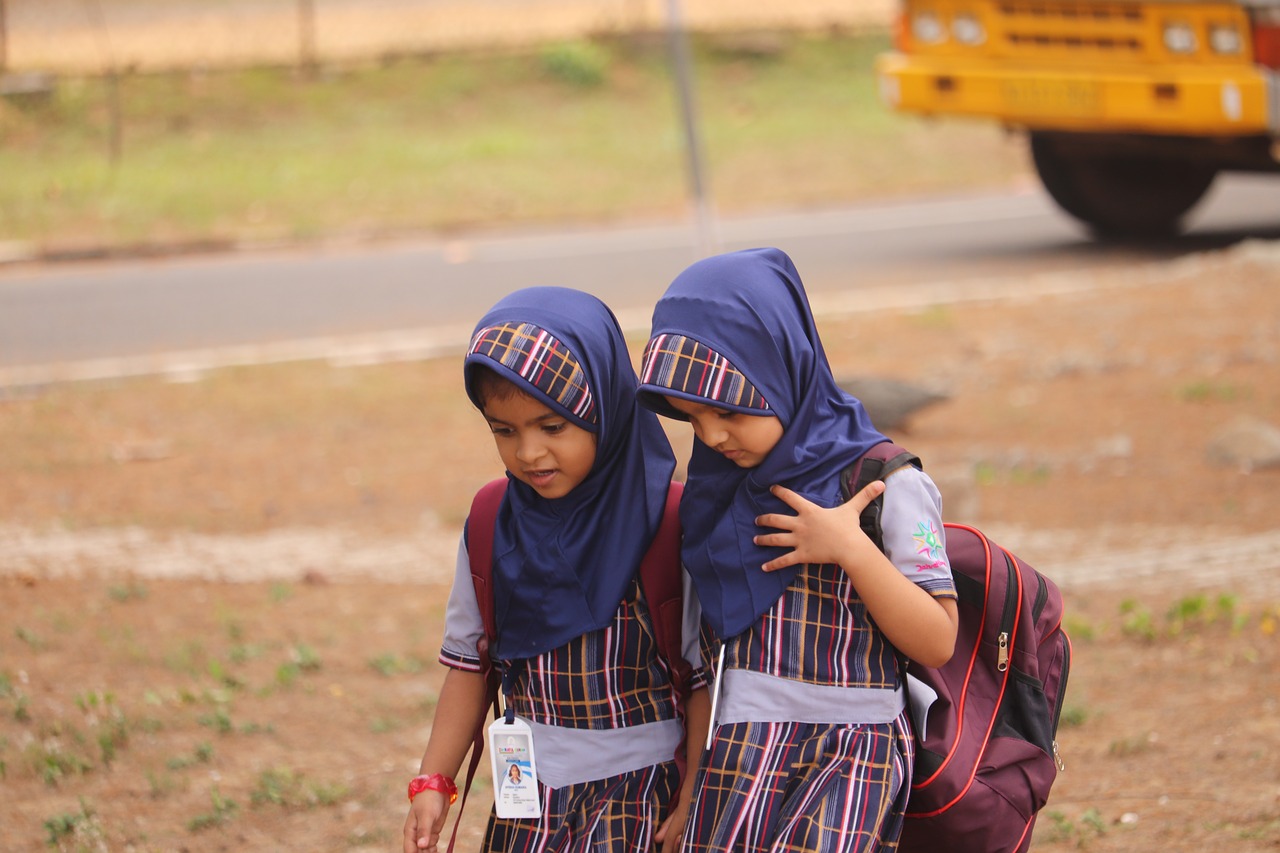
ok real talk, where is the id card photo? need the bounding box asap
[488,717,540,818]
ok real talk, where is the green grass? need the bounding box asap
[0,31,1027,252]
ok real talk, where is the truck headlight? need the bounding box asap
[952,13,987,45]
[1207,24,1243,54]
[912,11,946,44]
[1162,22,1198,53]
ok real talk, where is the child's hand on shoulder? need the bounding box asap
[754,481,886,572]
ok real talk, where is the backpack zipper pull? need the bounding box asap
[1053,739,1066,772]
[997,632,1009,672]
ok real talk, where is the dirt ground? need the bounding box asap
[2,239,1280,851]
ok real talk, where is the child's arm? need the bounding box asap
[655,685,711,853]
[753,481,959,668]
[402,668,489,853]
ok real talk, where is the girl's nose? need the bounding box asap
[697,421,727,448]
[515,435,546,464]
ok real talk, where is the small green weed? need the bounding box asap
[348,826,394,846]
[252,766,349,808]
[1063,615,1095,642]
[973,461,998,486]
[1118,599,1156,641]
[27,736,94,786]
[1166,593,1243,634]
[1108,731,1156,757]
[1177,379,1247,403]
[1009,463,1052,485]
[911,305,955,328]
[167,741,215,770]
[15,625,44,649]
[164,640,207,677]
[96,714,129,765]
[187,786,238,831]
[43,798,102,847]
[147,768,178,798]
[197,706,233,735]
[13,692,31,722]
[370,716,401,734]
[540,41,610,87]
[275,661,301,687]
[229,642,265,664]
[107,580,148,602]
[369,652,422,676]
[291,643,323,671]
[207,658,245,689]
[1042,807,1107,845]
[1059,704,1088,728]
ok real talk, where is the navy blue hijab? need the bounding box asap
[637,248,887,640]
[464,287,677,660]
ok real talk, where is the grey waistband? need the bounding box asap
[523,716,683,789]
[717,668,905,726]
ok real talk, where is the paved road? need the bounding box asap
[2,175,1278,386]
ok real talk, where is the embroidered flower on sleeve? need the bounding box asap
[912,521,944,561]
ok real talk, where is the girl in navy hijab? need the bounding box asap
[637,248,958,853]
[404,287,710,853]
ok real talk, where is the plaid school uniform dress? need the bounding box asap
[684,563,936,853]
[442,576,709,853]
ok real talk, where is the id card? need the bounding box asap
[488,716,540,818]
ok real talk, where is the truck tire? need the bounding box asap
[1029,132,1217,240]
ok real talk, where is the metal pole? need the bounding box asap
[664,0,719,258]
[298,0,317,76]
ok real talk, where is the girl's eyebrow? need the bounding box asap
[485,412,564,428]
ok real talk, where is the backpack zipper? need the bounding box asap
[1050,630,1073,771]
[995,549,1019,672]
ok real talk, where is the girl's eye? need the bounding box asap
[489,425,514,437]
[542,422,568,435]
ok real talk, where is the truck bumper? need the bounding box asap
[875,52,1279,136]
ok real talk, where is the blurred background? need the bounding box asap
[2,2,1279,851]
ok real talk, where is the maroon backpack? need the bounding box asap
[843,442,1072,853]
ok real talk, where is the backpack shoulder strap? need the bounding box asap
[636,480,691,780]
[448,477,507,853]
[465,477,508,670]
[840,441,922,551]
[638,480,689,694]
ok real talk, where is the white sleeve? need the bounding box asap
[680,566,704,671]
[439,534,487,663]
[879,465,955,595]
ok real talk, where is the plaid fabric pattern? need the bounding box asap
[722,564,901,690]
[483,760,680,853]
[640,333,769,412]
[682,714,913,852]
[501,578,709,728]
[470,321,597,424]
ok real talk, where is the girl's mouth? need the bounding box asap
[526,469,558,487]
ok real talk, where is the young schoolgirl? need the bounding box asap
[635,247,959,853]
[402,286,710,853]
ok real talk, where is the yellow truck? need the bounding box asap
[875,0,1280,237]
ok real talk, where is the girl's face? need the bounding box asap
[483,388,597,499]
[664,396,783,468]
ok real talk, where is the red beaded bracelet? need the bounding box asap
[408,773,458,804]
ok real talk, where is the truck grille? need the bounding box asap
[905,0,1257,65]
[996,0,1149,58]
